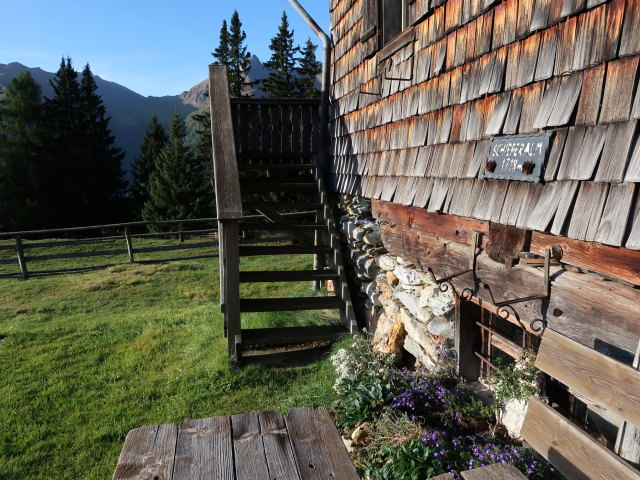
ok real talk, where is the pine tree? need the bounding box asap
[262,12,299,98]
[296,39,322,98]
[0,71,46,230]
[228,11,252,97]
[213,12,252,97]
[142,111,212,229]
[130,115,167,218]
[78,63,126,223]
[213,19,231,66]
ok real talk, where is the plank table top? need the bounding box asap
[112,407,360,480]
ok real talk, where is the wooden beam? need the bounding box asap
[531,231,640,285]
[209,65,243,221]
[615,341,640,468]
[379,223,640,360]
[124,226,134,263]
[372,200,489,247]
[536,329,640,427]
[521,397,640,480]
[373,200,640,285]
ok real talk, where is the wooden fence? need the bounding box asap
[229,97,321,164]
[0,213,312,280]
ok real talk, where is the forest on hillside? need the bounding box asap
[0,11,321,232]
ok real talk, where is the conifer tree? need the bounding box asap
[296,39,322,98]
[78,64,126,223]
[262,12,299,98]
[130,115,167,218]
[0,71,46,230]
[228,11,252,97]
[213,12,252,97]
[213,19,231,66]
[142,111,211,229]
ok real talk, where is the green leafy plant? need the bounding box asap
[486,350,539,405]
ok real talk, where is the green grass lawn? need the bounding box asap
[0,238,341,479]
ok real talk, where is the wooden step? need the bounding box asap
[243,202,324,210]
[240,182,317,191]
[238,245,332,256]
[240,325,348,347]
[239,222,326,231]
[239,296,343,312]
[238,163,315,170]
[239,269,339,283]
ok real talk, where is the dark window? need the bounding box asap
[382,0,406,46]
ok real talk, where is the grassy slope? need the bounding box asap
[0,241,339,479]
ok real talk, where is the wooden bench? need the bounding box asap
[429,463,527,479]
[113,407,359,480]
[520,329,640,480]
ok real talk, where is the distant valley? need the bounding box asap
[0,56,270,179]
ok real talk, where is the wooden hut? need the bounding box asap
[327,0,640,477]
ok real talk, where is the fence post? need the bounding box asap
[15,236,28,280]
[124,226,135,263]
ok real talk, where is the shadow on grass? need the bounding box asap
[241,342,334,368]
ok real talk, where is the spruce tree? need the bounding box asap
[78,63,126,223]
[213,19,231,66]
[0,71,46,230]
[228,11,252,97]
[296,39,322,98]
[262,12,299,98]
[43,58,86,227]
[130,115,167,218]
[142,110,211,229]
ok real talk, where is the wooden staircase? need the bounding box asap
[209,65,357,360]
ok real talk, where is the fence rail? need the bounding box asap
[0,213,313,280]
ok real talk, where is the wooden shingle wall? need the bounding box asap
[329,0,640,250]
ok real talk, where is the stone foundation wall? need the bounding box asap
[336,194,456,368]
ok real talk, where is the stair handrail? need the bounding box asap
[209,65,243,221]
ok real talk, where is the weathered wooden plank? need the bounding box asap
[373,200,489,246]
[556,125,606,181]
[530,230,640,285]
[232,412,269,480]
[461,462,527,479]
[547,72,583,127]
[112,423,177,480]
[258,411,301,480]
[209,66,243,221]
[615,342,640,468]
[575,63,605,126]
[284,408,335,480]
[521,397,640,480]
[604,0,626,61]
[536,329,640,428]
[543,128,568,181]
[173,416,234,480]
[600,56,639,124]
[554,16,577,76]
[535,25,558,81]
[594,183,636,246]
[313,408,360,480]
[595,120,637,182]
[485,92,510,136]
[620,0,640,56]
[566,182,609,242]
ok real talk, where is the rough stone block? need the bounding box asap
[377,254,398,271]
[393,265,424,286]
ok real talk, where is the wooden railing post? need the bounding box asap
[124,226,135,263]
[15,236,28,280]
[209,64,244,360]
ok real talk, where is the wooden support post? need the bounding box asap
[615,340,640,468]
[455,297,481,381]
[220,221,241,360]
[312,207,326,291]
[15,236,28,280]
[124,226,135,263]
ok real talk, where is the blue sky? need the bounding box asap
[1,0,330,97]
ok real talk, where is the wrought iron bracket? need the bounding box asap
[427,232,480,300]
[479,247,554,337]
